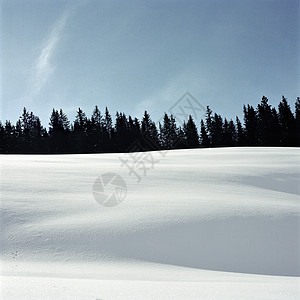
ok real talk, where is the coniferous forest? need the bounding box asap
[0,96,299,154]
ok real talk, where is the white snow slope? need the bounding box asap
[1,147,299,299]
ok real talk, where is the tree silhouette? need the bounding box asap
[205,106,213,145]
[72,108,88,153]
[49,109,70,153]
[113,112,131,152]
[1,95,299,153]
[101,107,113,152]
[235,116,244,146]
[141,111,159,150]
[278,96,296,146]
[243,104,258,146]
[295,98,300,146]
[200,119,210,147]
[127,116,142,150]
[223,118,236,147]
[183,115,199,148]
[17,108,45,153]
[159,113,178,149]
[256,96,279,146]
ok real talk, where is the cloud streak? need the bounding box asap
[30,9,70,99]
[135,67,211,121]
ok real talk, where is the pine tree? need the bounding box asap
[176,126,187,149]
[278,96,296,146]
[269,107,281,146]
[88,105,103,152]
[58,109,70,132]
[170,114,179,148]
[20,107,30,137]
[72,108,88,153]
[14,119,23,152]
[211,113,223,146]
[228,119,237,146]
[18,108,44,152]
[49,109,59,135]
[0,121,5,152]
[104,107,112,137]
[74,108,88,132]
[256,96,275,145]
[148,121,160,149]
[223,118,236,146]
[236,116,244,146]
[49,109,70,153]
[200,119,210,147]
[295,98,300,146]
[1,95,298,153]
[113,112,130,151]
[205,106,213,145]
[2,121,15,153]
[183,115,199,148]
[29,113,43,152]
[159,113,178,149]
[140,111,159,150]
[91,105,102,127]
[243,104,258,146]
[141,111,151,134]
[127,115,141,150]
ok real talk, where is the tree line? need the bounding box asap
[0,96,299,154]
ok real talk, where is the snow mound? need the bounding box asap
[1,147,299,299]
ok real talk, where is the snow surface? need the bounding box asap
[1,147,299,299]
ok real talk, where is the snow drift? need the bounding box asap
[1,147,299,299]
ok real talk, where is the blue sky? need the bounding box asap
[1,0,299,127]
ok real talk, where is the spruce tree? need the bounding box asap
[228,119,237,146]
[223,118,235,146]
[236,116,244,146]
[278,96,296,146]
[102,107,113,151]
[200,119,210,147]
[49,109,70,153]
[73,108,88,153]
[205,106,213,145]
[211,113,223,146]
[243,105,258,146]
[88,106,103,153]
[256,96,274,145]
[183,115,199,148]
[295,98,300,145]
[159,113,178,149]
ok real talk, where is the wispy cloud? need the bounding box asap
[135,67,211,122]
[30,9,70,99]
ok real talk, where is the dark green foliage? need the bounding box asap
[141,111,159,150]
[295,98,300,146]
[243,104,258,146]
[0,95,298,153]
[256,96,280,146]
[159,113,178,149]
[211,113,223,146]
[223,118,236,147]
[49,108,70,153]
[200,119,210,147]
[183,115,199,148]
[88,105,103,153]
[278,96,297,146]
[205,106,213,144]
[235,116,245,146]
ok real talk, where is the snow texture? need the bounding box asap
[1,147,299,299]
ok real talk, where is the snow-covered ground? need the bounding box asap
[1,147,299,299]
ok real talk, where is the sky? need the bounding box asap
[1,0,299,128]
